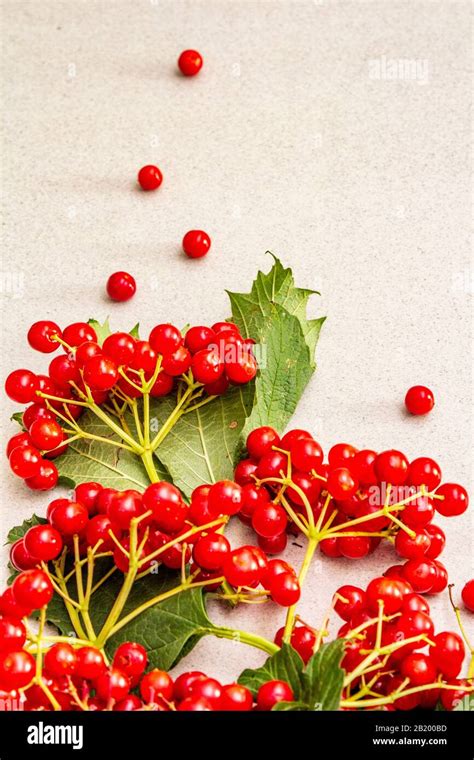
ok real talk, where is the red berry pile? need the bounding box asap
[232,426,468,582]
[4,320,257,492]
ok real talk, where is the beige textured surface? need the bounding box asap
[0,0,472,681]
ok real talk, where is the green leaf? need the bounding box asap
[302,639,345,710]
[10,411,24,427]
[55,408,171,491]
[88,318,111,346]
[129,323,140,339]
[238,644,304,699]
[272,700,309,711]
[151,384,254,498]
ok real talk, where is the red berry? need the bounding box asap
[440,679,470,711]
[402,495,435,528]
[149,372,174,397]
[234,458,259,486]
[9,445,42,479]
[429,632,465,678]
[274,625,317,664]
[24,404,56,432]
[434,483,468,517]
[140,669,174,705]
[86,515,118,551]
[246,426,280,460]
[258,532,288,554]
[0,617,26,652]
[337,535,371,560]
[191,348,224,384]
[320,537,342,557]
[137,165,162,191]
[114,695,143,711]
[395,528,431,560]
[193,533,230,571]
[257,680,294,710]
[107,490,144,530]
[74,481,103,514]
[189,677,222,709]
[269,572,300,606]
[260,558,295,589]
[182,230,211,259]
[75,646,105,679]
[142,482,188,533]
[44,642,77,677]
[366,577,405,614]
[402,593,430,615]
[0,650,35,691]
[9,539,38,571]
[430,560,448,593]
[83,355,118,391]
[5,369,38,404]
[334,585,366,621]
[290,437,323,472]
[178,696,213,711]
[173,671,206,701]
[27,321,61,353]
[286,471,321,506]
[12,569,53,610]
[131,341,157,373]
[149,324,183,356]
[48,354,79,389]
[462,580,474,612]
[351,449,378,486]
[106,271,136,302]
[29,419,63,452]
[220,683,253,711]
[407,457,442,491]
[208,480,243,516]
[256,450,288,481]
[103,333,136,366]
[162,346,192,376]
[96,667,130,702]
[225,352,257,384]
[327,467,358,500]
[62,322,97,347]
[424,524,446,559]
[24,524,63,561]
[405,385,434,415]
[50,501,89,536]
[223,546,262,587]
[178,49,203,77]
[185,326,215,354]
[251,502,287,538]
[374,450,408,485]
[402,558,437,593]
[25,461,59,491]
[328,443,358,468]
[113,642,148,679]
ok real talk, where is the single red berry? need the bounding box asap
[320,537,342,558]
[188,677,222,709]
[290,437,323,472]
[327,467,358,501]
[402,593,430,615]
[407,457,442,491]
[96,667,130,702]
[12,569,53,610]
[173,671,206,701]
[191,348,224,384]
[223,546,262,587]
[430,560,448,593]
[162,346,192,376]
[424,524,445,559]
[251,502,287,538]
[149,324,183,356]
[220,683,253,711]
[113,642,148,679]
[269,572,300,606]
[149,372,174,397]
[246,426,280,460]
[142,482,188,533]
[286,471,321,506]
[366,577,405,615]
[234,458,259,487]
[434,483,468,517]
[184,326,215,354]
[107,490,144,530]
[402,558,437,593]
[178,49,203,77]
[178,696,213,711]
[461,580,474,612]
[257,680,293,710]
[402,495,435,528]
[75,646,106,679]
[0,587,32,619]
[182,230,211,259]
[137,164,162,191]
[395,528,431,560]
[27,320,61,353]
[140,669,174,705]
[374,449,409,485]
[74,481,103,514]
[62,322,97,347]
[5,369,38,404]
[328,443,358,468]
[333,585,367,621]
[29,418,63,452]
[48,354,79,389]
[9,445,42,479]
[103,333,136,365]
[44,642,77,677]
[225,352,257,384]
[24,460,58,491]
[255,450,287,481]
[337,535,371,560]
[0,616,26,652]
[257,532,287,554]
[105,271,136,302]
[24,524,63,561]
[50,500,89,536]
[351,449,378,486]
[83,355,118,391]
[0,650,35,691]
[208,480,243,516]
[429,632,465,678]
[405,385,434,415]
[193,533,230,571]
[114,695,144,711]
[9,539,38,571]
[86,515,119,551]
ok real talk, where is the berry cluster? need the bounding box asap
[232,426,468,575]
[334,575,471,711]
[4,319,257,492]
